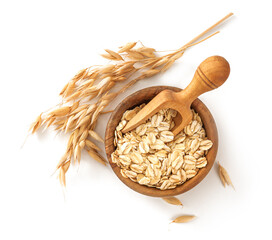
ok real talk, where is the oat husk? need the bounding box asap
[171,215,196,223]
[162,197,183,206]
[218,161,235,189]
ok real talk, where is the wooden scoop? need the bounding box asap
[122,56,230,135]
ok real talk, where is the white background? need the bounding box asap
[1,0,271,239]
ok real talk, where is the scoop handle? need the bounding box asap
[176,56,230,103]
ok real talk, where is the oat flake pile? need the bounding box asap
[112,105,213,190]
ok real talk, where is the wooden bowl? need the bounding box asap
[105,86,218,197]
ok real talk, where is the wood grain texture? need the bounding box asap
[105,86,218,197]
[122,56,229,135]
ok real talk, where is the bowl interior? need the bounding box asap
[105,86,218,197]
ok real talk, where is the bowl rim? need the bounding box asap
[105,86,218,197]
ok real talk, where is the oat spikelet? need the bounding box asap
[87,148,107,165]
[29,113,42,133]
[171,215,196,223]
[72,68,88,82]
[59,82,69,96]
[59,167,66,187]
[151,57,169,68]
[126,50,145,60]
[218,162,234,189]
[162,197,183,206]
[102,49,123,61]
[100,53,115,61]
[44,117,55,130]
[140,69,160,78]
[85,139,101,152]
[56,152,70,169]
[135,47,156,58]
[63,81,76,98]
[89,130,104,143]
[74,144,82,164]
[49,106,71,117]
[118,42,137,53]
[161,59,175,72]
[219,166,226,187]
[62,160,70,173]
